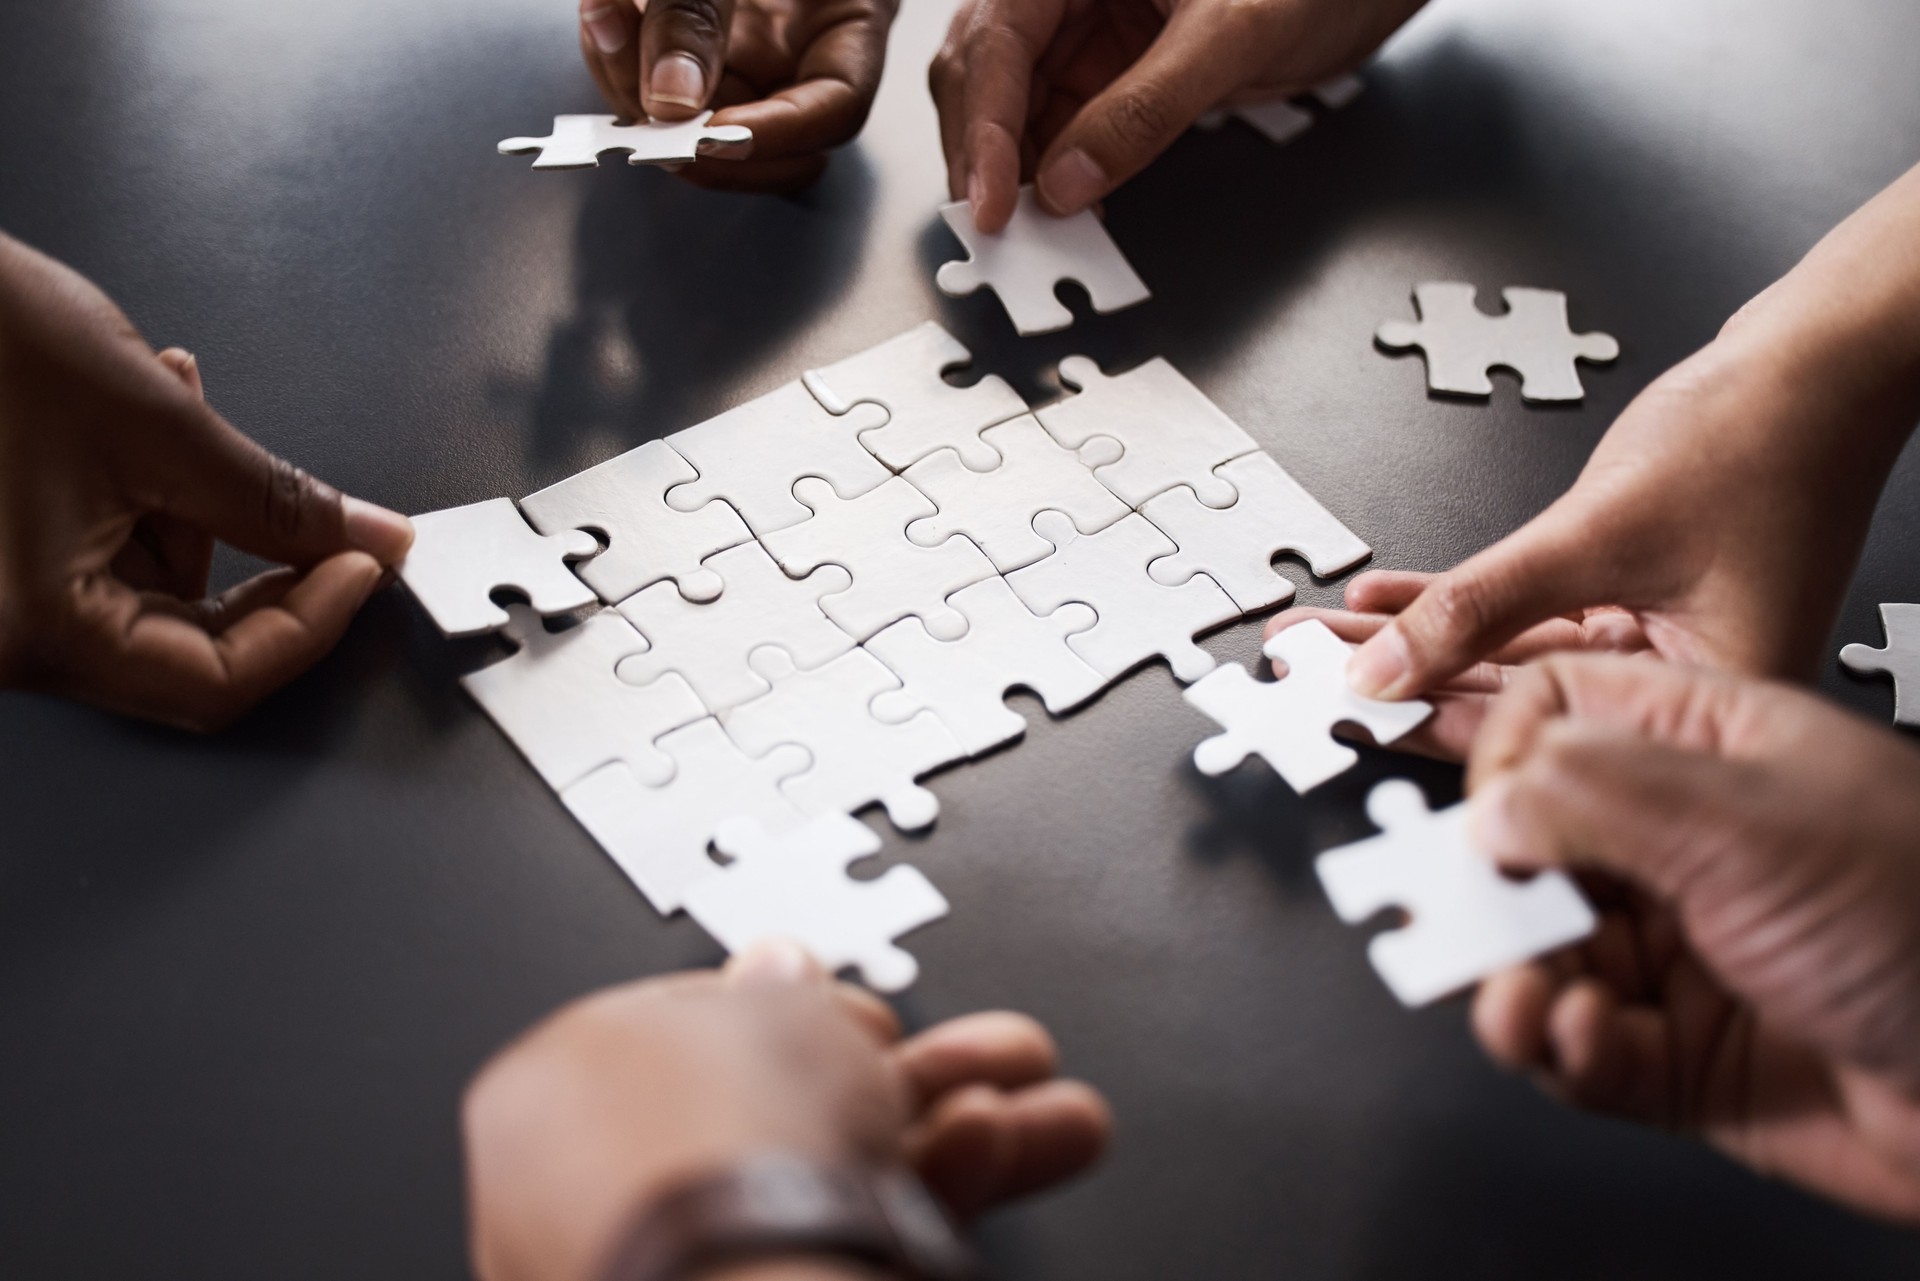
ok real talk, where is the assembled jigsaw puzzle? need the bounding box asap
[1376,282,1618,402]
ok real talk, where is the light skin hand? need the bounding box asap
[1462,654,1920,1222]
[0,233,412,732]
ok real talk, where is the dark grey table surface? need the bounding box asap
[6,0,1920,1277]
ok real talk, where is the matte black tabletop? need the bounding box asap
[5,1,1920,1276]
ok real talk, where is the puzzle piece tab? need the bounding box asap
[1315,780,1597,1006]
[497,113,752,168]
[1375,283,1618,402]
[399,497,598,638]
[935,185,1150,336]
[1840,602,1920,726]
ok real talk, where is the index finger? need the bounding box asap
[709,5,892,160]
[929,0,1071,232]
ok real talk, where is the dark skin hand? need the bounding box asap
[0,233,412,732]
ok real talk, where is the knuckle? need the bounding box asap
[1100,83,1179,148]
[259,456,325,550]
[661,0,727,45]
[1423,572,1500,646]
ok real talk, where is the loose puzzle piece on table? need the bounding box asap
[685,813,948,993]
[1840,603,1920,727]
[802,321,1029,472]
[1376,283,1618,402]
[721,649,965,832]
[1195,75,1364,143]
[497,112,752,168]
[666,381,889,536]
[904,415,1130,573]
[519,439,750,605]
[462,606,705,792]
[760,477,995,642]
[1315,780,1597,1006]
[561,719,810,914]
[1008,512,1238,684]
[1144,452,1370,611]
[1184,620,1432,792]
[935,185,1150,336]
[868,577,1103,756]
[399,497,598,638]
[1036,356,1259,509]
[614,542,853,713]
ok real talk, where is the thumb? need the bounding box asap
[639,0,739,121]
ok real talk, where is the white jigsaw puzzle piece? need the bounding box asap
[1008,512,1238,684]
[686,813,948,992]
[1194,75,1361,141]
[519,439,751,605]
[1316,780,1597,1006]
[666,381,889,536]
[1840,602,1920,727]
[801,321,1029,472]
[1183,620,1432,792]
[1376,283,1619,403]
[867,577,1102,756]
[1036,355,1259,509]
[1144,452,1370,610]
[934,185,1150,336]
[760,477,995,642]
[614,542,853,713]
[904,415,1130,573]
[560,719,810,914]
[496,112,752,168]
[462,605,706,792]
[399,497,598,638]
[720,649,964,832]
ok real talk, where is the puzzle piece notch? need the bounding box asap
[686,813,948,992]
[801,321,1030,473]
[1840,603,1920,727]
[519,439,751,606]
[1315,780,1597,1006]
[1375,283,1619,403]
[399,497,598,638]
[1183,620,1432,792]
[1144,452,1370,611]
[935,185,1151,336]
[497,113,752,168]
[560,719,810,914]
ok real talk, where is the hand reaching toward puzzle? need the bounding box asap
[0,234,413,731]
[463,940,1111,1281]
[578,0,898,192]
[1464,655,1920,1223]
[931,0,1426,230]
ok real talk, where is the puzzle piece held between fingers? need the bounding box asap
[685,813,948,992]
[935,185,1150,336]
[1840,602,1920,726]
[1375,283,1619,403]
[1183,620,1432,792]
[1315,780,1598,1006]
[496,113,752,168]
[399,497,598,638]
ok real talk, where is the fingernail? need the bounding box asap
[649,52,706,110]
[1467,777,1523,862]
[342,495,414,564]
[1035,147,1106,215]
[967,168,985,218]
[582,5,627,54]
[725,938,820,987]
[1348,628,1410,699]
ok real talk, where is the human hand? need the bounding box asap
[930,0,1426,232]
[578,0,898,192]
[0,234,412,732]
[463,941,1111,1281]
[1463,654,1920,1222]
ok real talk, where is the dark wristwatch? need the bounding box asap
[597,1151,981,1281]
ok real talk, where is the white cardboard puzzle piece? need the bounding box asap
[1036,355,1259,509]
[1315,780,1597,1007]
[1144,452,1370,611]
[935,185,1150,336]
[1840,603,1920,727]
[801,321,1029,472]
[519,439,751,605]
[462,605,706,793]
[1376,283,1619,402]
[1184,620,1432,793]
[1195,75,1364,141]
[497,112,752,168]
[905,415,1130,573]
[686,813,948,993]
[400,497,598,638]
[868,577,1103,756]
[721,649,965,832]
[667,381,889,536]
[561,719,810,914]
[1008,512,1238,685]
[760,477,996,642]
[615,542,853,714]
